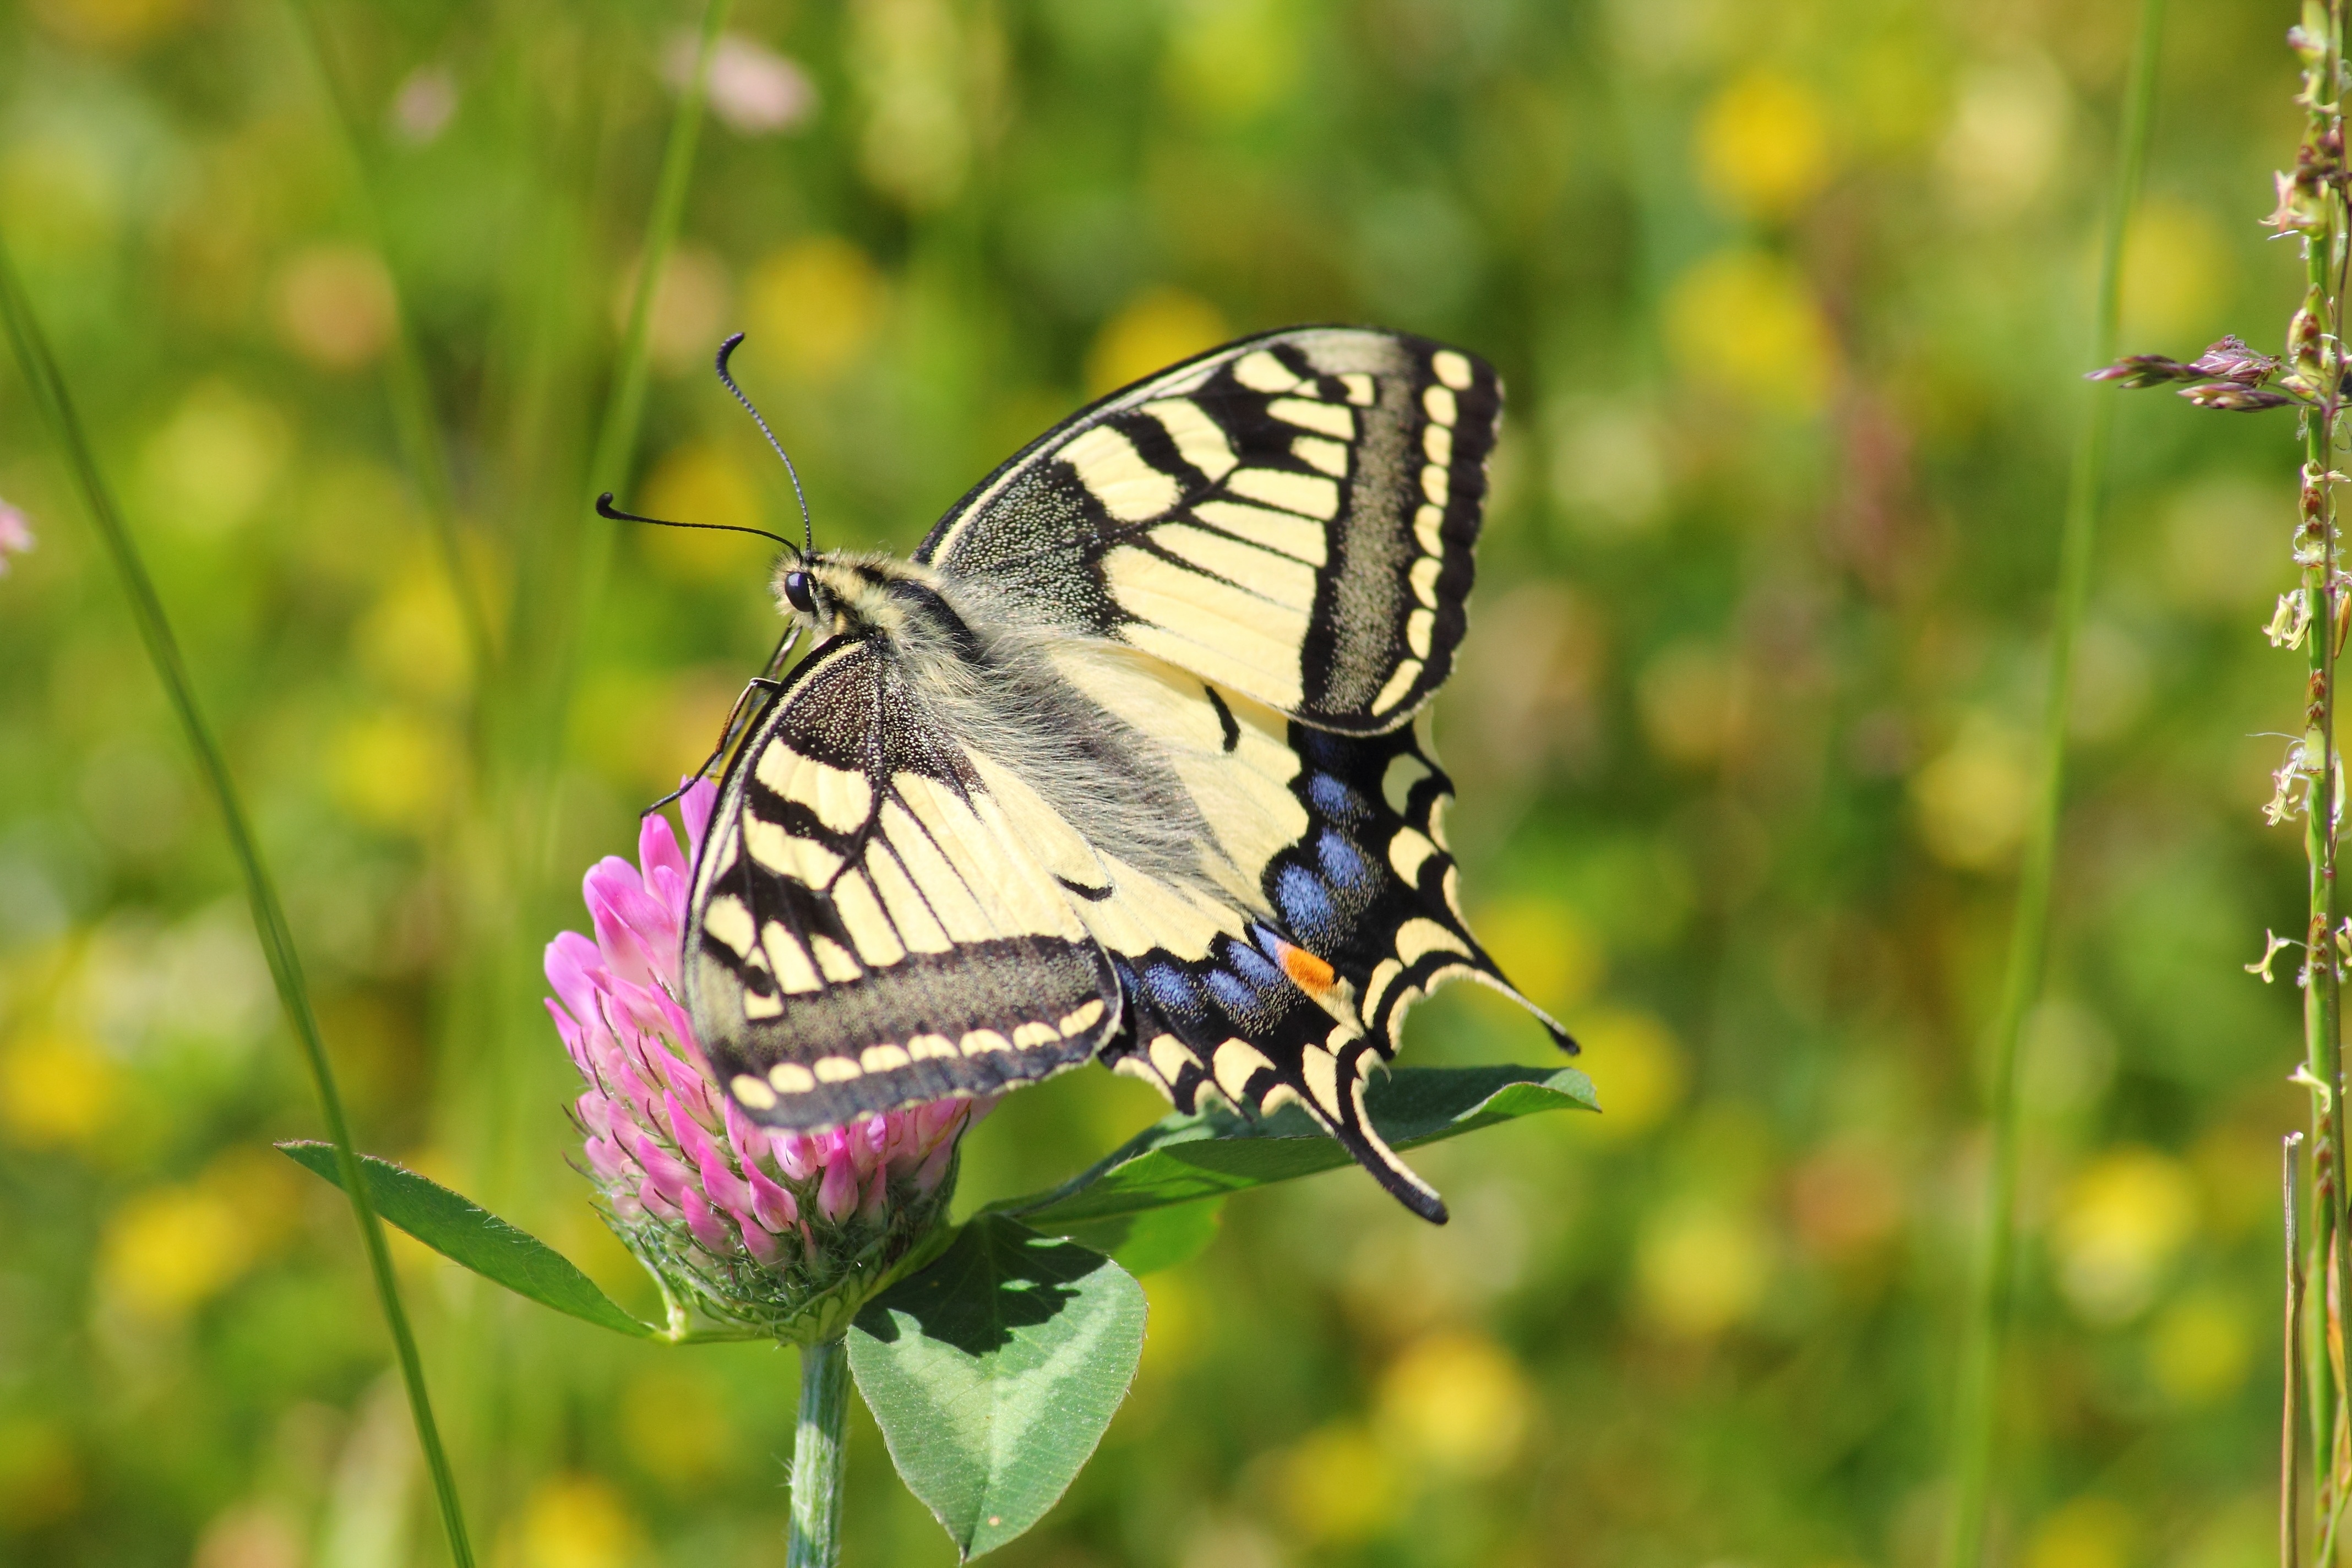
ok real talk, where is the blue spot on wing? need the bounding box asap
[1206,969,1259,1018]
[1275,864,1341,948]
[1306,772,1366,823]
[1136,961,1206,1023]
[1317,830,1371,891]
[1228,944,1284,990]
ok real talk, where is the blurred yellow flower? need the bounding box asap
[1088,287,1231,398]
[274,243,397,373]
[1375,1330,1531,1475]
[2147,1289,2250,1406]
[1938,56,2071,221]
[1664,251,1835,416]
[2052,1147,2199,1324]
[619,1369,732,1488]
[1635,1197,1771,1337]
[2026,1496,2136,1568]
[1910,715,2033,872]
[355,561,471,701]
[636,441,768,582]
[0,1031,121,1151]
[1273,1422,1400,1544]
[138,380,289,539]
[1164,0,1299,126]
[329,709,464,832]
[510,1474,644,1568]
[1566,1007,1686,1139]
[2121,199,2229,347]
[850,0,983,209]
[1696,72,1831,219]
[747,235,886,383]
[29,0,192,50]
[1471,895,1602,1018]
[99,1183,252,1319]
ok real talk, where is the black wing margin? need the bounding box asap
[914,326,1502,736]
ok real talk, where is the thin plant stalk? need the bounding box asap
[537,0,734,811]
[2293,0,2352,1522]
[2291,1134,2309,1568]
[280,0,498,706]
[1940,3,2168,1565]
[788,1336,851,1568]
[0,234,477,1568]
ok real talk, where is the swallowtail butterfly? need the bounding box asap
[673,327,1571,1222]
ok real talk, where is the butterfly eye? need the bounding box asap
[783,570,817,614]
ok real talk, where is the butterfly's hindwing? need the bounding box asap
[916,328,1501,735]
[684,637,1120,1130]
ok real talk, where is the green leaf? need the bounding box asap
[1050,1198,1223,1275]
[849,1215,1146,1561]
[996,1065,1597,1229]
[277,1141,657,1340]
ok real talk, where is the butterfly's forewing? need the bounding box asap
[684,637,1120,1130]
[916,327,1500,736]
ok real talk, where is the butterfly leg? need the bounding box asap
[641,628,802,817]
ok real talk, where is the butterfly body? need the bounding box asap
[680,327,1569,1222]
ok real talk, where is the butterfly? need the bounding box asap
[661,326,1570,1223]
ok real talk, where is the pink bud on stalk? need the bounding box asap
[0,497,32,575]
[546,778,988,1338]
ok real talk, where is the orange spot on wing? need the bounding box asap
[1278,940,1337,996]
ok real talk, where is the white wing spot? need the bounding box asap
[1011,1021,1060,1049]
[908,1033,959,1060]
[1340,372,1376,406]
[1432,351,1473,390]
[862,1043,913,1071]
[1423,423,1452,466]
[959,1028,1012,1057]
[764,923,822,994]
[1396,917,1469,966]
[1061,423,1182,521]
[1406,606,1435,658]
[814,1056,862,1083]
[810,934,861,983]
[1372,658,1423,715]
[768,1062,816,1093]
[1409,554,1442,608]
[1227,466,1340,520]
[1291,435,1349,478]
[1389,824,1436,886]
[731,1074,778,1110]
[1422,383,1458,427]
[1233,350,1301,393]
[1413,503,1445,557]
[1270,396,1355,439]
[1059,998,1107,1037]
[1419,463,1450,508]
[704,894,756,957]
[1145,398,1238,482]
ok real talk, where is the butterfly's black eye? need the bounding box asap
[783,570,817,614]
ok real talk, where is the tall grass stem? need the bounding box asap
[1939,2,2167,1564]
[0,233,478,1568]
[540,0,734,815]
[280,0,498,707]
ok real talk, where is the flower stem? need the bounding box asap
[789,1336,852,1568]
[0,235,475,1567]
[1940,3,2167,1565]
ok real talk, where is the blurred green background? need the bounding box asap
[0,0,2324,1564]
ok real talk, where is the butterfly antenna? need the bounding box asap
[595,493,797,553]
[715,331,816,559]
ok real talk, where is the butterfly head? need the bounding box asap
[772,551,949,645]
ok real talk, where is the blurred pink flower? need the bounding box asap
[547,777,984,1333]
[663,32,816,137]
[0,497,32,576]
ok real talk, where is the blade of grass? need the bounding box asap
[0,233,477,1568]
[535,0,734,816]
[1939,4,2168,1565]
[280,0,498,711]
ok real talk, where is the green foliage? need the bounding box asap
[848,1217,1147,1562]
[1001,1065,1597,1228]
[276,1140,658,1340]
